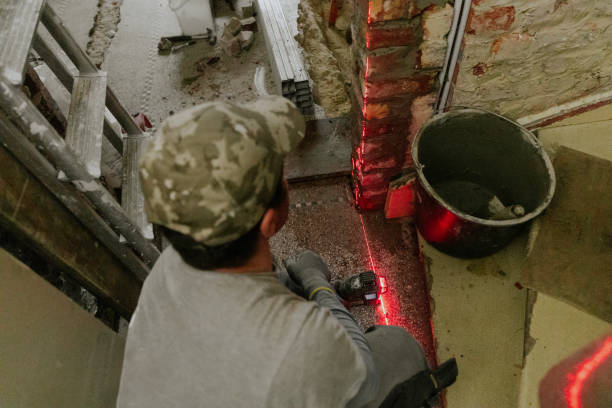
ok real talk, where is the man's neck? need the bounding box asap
[216,237,273,274]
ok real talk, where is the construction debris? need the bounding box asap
[238,31,255,50]
[220,35,241,57]
[240,17,257,32]
[224,17,242,38]
[219,13,259,58]
[255,0,314,115]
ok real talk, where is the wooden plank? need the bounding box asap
[32,32,124,154]
[121,135,153,239]
[285,116,352,182]
[65,72,107,178]
[0,115,149,281]
[0,0,45,85]
[0,79,160,265]
[520,147,612,322]
[0,145,142,317]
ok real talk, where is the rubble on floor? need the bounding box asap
[221,15,258,56]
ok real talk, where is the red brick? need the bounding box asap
[356,193,387,210]
[354,147,403,173]
[358,133,406,160]
[361,46,420,82]
[365,74,436,99]
[350,0,450,208]
[355,0,446,23]
[355,168,395,188]
[358,117,413,139]
[369,26,417,49]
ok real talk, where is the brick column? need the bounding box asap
[350,0,453,210]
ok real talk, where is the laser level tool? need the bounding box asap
[334,271,387,306]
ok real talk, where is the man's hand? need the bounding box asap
[286,250,333,299]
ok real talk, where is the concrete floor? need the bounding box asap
[424,103,612,408]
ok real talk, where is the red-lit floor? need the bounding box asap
[271,177,438,369]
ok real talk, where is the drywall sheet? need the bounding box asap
[0,249,125,408]
[452,0,612,119]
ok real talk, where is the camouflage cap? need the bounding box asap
[139,96,305,246]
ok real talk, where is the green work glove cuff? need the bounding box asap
[308,286,335,301]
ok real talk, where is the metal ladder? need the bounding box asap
[0,0,160,281]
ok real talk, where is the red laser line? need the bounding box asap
[359,214,390,325]
[379,296,389,325]
[565,337,612,408]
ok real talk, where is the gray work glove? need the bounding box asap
[285,250,333,300]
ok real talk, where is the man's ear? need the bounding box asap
[260,207,279,239]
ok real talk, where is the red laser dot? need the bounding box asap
[378,276,388,294]
[565,337,612,408]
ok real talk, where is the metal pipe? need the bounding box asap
[105,85,144,136]
[0,77,160,266]
[0,113,150,281]
[32,31,125,153]
[436,0,472,113]
[32,32,75,91]
[40,4,97,73]
[40,4,143,137]
[435,0,462,106]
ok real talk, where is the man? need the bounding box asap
[116,96,444,408]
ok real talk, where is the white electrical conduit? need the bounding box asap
[436,0,472,113]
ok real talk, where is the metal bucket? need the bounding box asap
[412,108,556,258]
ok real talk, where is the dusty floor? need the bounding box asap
[271,178,438,367]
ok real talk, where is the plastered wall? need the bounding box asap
[452,0,612,119]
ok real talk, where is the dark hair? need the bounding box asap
[160,176,287,270]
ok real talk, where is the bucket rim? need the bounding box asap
[411,107,557,227]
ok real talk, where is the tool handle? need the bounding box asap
[162,35,193,42]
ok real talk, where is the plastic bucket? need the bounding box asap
[412,107,556,258]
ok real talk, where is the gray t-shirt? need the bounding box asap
[116,246,367,407]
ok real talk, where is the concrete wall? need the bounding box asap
[452,0,612,119]
[0,248,125,408]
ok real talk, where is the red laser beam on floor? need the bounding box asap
[359,214,390,325]
[565,337,612,408]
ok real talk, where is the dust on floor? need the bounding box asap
[102,0,278,130]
